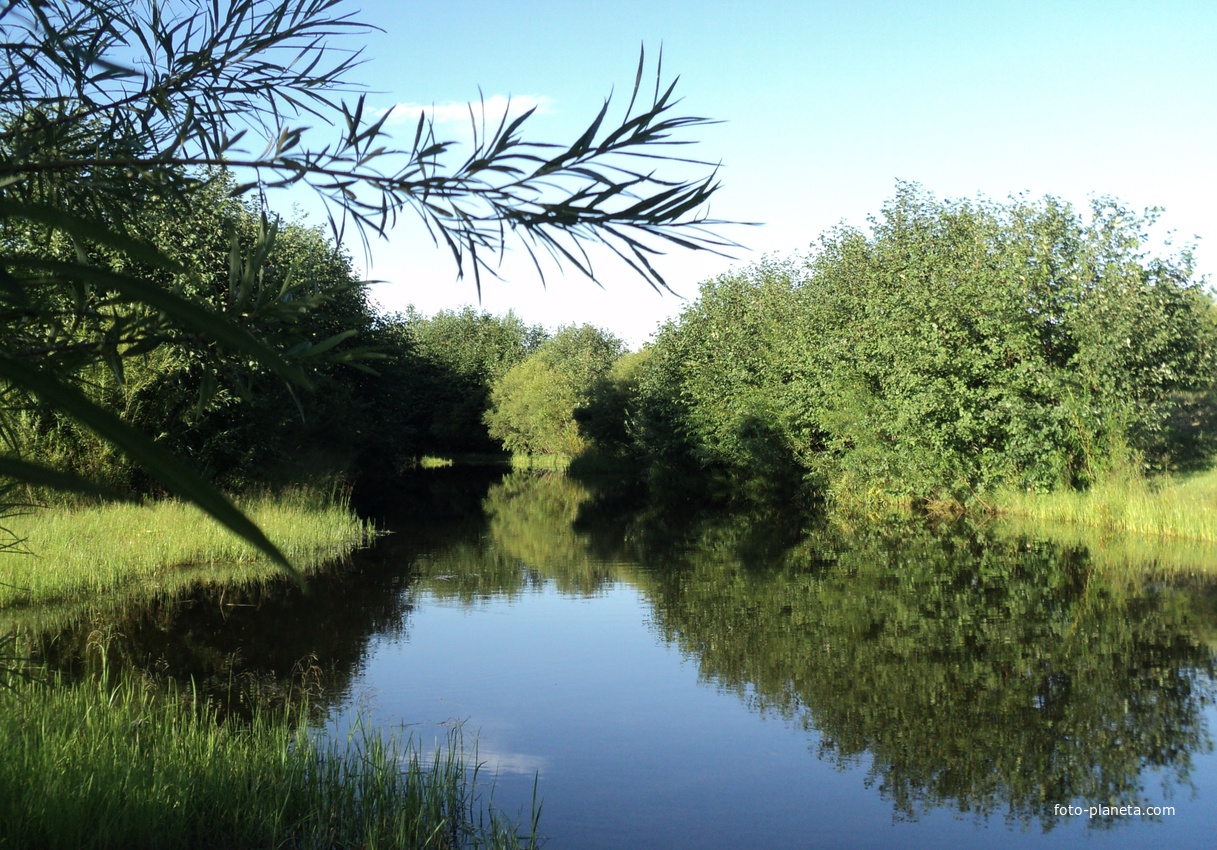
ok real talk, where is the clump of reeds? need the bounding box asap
[0,670,539,849]
[420,455,456,468]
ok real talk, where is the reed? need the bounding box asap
[0,487,374,609]
[993,467,1217,543]
[421,455,456,468]
[993,513,1217,580]
[0,671,538,849]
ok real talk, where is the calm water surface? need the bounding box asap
[35,469,1217,848]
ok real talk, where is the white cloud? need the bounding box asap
[375,94,554,128]
[403,740,549,777]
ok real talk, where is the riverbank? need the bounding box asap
[0,486,374,609]
[0,487,539,849]
[993,467,1217,544]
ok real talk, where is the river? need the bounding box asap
[30,468,1217,848]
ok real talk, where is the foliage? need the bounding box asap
[1,1,735,287]
[634,257,805,483]
[484,325,624,456]
[574,347,652,455]
[0,0,734,566]
[636,185,1215,503]
[378,308,548,461]
[5,172,376,492]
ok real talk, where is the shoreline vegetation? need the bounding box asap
[0,670,539,850]
[993,467,1217,546]
[0,488,539,850]
[0,485,374,610]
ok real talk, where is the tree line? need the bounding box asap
[457,183,1217,509]
[631,185,1215,505]
[8,163,1211,513]
[5,0,1212,520]
[1,0,734,563]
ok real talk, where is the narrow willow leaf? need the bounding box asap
[14,257,312,390]
[0,201,187,273]
[0,457,125,500]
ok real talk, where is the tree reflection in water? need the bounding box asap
[423,473,1217,828]
[20,470,1217,829]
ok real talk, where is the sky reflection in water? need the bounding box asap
[328,472,1217,850]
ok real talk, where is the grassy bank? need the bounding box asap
[0,487,374,609]
[994,467,1217,543]
[994,513,1217,580]
[0,671,537,849]
[509,454,571,472]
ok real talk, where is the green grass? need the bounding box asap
[994,466,1217,543]
[0,487,374,610]
[994,513,1217,579]
[0,670,539,850]
[420,455,456,469]
[508,454,570,472]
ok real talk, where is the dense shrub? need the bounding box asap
[635,185,1215,503]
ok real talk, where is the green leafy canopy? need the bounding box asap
[0,0,741,572]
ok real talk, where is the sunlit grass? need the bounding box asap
[0,487,374,609]
[509,454,570,472]
[994,512,1217,577]
[0,671,539,850]
[994,467,1217,543]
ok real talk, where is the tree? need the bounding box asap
[575,347,652,456]
[405,308,547,455]
[795,186,1213,499]
[634,186,1214,504]
[632,256,810,494]
[0,0,737,569]
[6,170,377,492]
[484,325,624,457]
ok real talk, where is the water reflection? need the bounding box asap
[415,473,1217,828]
[18,469,1217,836]
[642,523,1216,826]
[25,552,417,716]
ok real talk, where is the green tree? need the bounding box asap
[796,186,1213,499]
[575,347,652,455]
[0,0,736,565]
[485,325,624,456]
[634,257,807,484]
[7,170,377,491]
[405,308,547,455]
[636,186,1214,504]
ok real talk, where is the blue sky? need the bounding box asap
[320,0,1216,346]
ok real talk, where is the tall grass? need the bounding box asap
[0,671,538,849]
[994,514,1217,580]
[994,467,1217,543]
[508,454,570,472]
[0,487,374,609]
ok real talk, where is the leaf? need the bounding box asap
[0,356,301,580]
[13,257,313,390]
[0,457,127,500]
